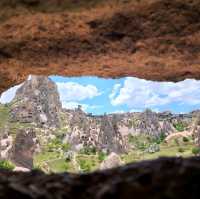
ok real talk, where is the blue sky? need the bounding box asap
[1,76,200,115]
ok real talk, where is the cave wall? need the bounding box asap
[1,0,200,93]
[1,1,200,198]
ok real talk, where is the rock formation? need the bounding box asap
[10,76,62,128]
[0,133,13,160]
[100,152,123,170]
[1,0,200,198]
[65,109,129,154]
[10,128,39,169]
[1,157,200,199]
[4,75,195,155]
[2,0,200,94]
[65,108,194,154]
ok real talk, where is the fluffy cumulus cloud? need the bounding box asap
[56,82,102,111]
[56,82,101,102]
[110,77,200,110]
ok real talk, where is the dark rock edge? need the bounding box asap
[0,157,200,198]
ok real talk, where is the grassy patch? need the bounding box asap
[0,104,10,132]
[47,159,70,173]
[77,154,100,173]
[0,160,15,170]
[122,142,194,164]
[173,122,185,132]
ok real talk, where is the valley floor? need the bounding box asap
[33,134,196,173]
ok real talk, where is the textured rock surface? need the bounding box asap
[5,76,196,155]
[100,152,123,170]
[10,128,39,169]
[0,157,200,198]
[1,0,200,93]
[10,76,61,128]
[65,107,195,153]
[1,0,200,197]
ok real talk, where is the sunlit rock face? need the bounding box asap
[100,152,123,170]
[0,134,13,160]
[10,76,62,128]
[64,108,196,154]
[10,128,39,169]
[65,108,129,154]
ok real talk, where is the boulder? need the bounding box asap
[10,128,40,169]
[100,152,123,170]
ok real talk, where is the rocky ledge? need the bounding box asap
[0,157,200,199]
[2,0,200,93]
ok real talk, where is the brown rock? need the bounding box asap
[10,128,39,169]
[0,157,200,198]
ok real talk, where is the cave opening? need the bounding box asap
[0,75,200,173]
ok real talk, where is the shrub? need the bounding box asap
[61,143,70,151]
[0,160,15,170]
[178,148,184,153]
[79,159,92,172]
[80,147,96,155]
[174,123,184,132]
[192,147,200,155]
[128,135,151,151]
[98,151,107,162]
[153,132,166,144]
[182,137,189,142]
[47,138,70,152]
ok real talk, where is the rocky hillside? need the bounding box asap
[0,76,199,172]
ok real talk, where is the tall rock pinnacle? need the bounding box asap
[10,75,62,128]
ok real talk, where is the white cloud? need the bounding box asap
[109,83,121,100]
[0,84,22,104]
[110,77,200,110]
[56,82,101,102]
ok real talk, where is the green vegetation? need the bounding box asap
[98,151,107,162]
[123,133,194,164]
[0,104,34,136]
[0,160,15,170]
[128,133,166,151]
[173,123,185,132]
[1,102,196,174]
[178,147,185,153]
[79,147,97,155]
[183,136,189,142]
[47,138,70,152]
[0,104,10,131]
[153,132,166,144]
[34,133,196,173]
[122,143,194,164]
[77,154,100,173]
[192,147,200,155]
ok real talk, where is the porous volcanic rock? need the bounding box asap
[1,0,200,198]
[100,152,123,170]
[10,128,39,169]
[10,75,62,128]
[1,0,200,93]
[0,157,200,198]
